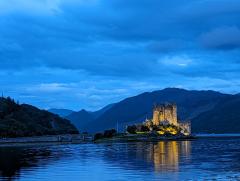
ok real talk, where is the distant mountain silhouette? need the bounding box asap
[71,88,230,133]
[90,103,115,119]
[47,88,240,134]
[48,108,74,117]
[0,97,78,137]
[66,109,93,131]
[66,104,115,132]
[192,94,240,133]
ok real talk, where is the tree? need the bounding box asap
[140,125,150,132]
[127,125,137,134]
[152,125,159,131]
[94,133,104,141]
[104,129,117,138]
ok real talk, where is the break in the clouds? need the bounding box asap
[0,0,240,110]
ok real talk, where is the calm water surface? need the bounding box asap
[1,138,240,180]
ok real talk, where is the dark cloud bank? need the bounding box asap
[0,0,240,110]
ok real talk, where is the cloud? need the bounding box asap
[147,39,190,53]
[180,0,240,19]
[28,83,72,92]
[200,27,240,50]
[0,0,240,110]
[0,0,61,15]
[1,0,240,74]
[158,55,193,67]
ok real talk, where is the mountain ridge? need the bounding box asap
[48,88,239,134]
[65,103,115,132]
[48,108,74,117]
[64,88,232,133]
[87,88,229,132]
[192,94,240,133]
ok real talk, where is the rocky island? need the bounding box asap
[94,103,194,142]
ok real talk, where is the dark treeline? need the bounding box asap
[0,97,78,138]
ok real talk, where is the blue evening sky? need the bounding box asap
[1,0,240,111]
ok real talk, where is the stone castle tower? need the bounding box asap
[143,103,191,135]
[152,103,178,126]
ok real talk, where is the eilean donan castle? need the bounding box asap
[145,103,191,135]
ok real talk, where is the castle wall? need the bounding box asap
[144,103,191,135]
[153,104,178,126]
[164,108,174,125]
[153,110,160,125]
[172,105,177,125]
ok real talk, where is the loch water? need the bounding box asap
[0,137,240,180]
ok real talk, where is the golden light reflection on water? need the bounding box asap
[136,141,191,172]
[152,141,191,172]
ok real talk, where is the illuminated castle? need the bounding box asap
[152,103,178,126]
[145,103,191,135]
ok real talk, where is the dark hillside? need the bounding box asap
[0,97,78,137]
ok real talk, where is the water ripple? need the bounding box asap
[0,138,240,180]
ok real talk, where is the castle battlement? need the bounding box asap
[145,103,191,135]
[153,103,178,126]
